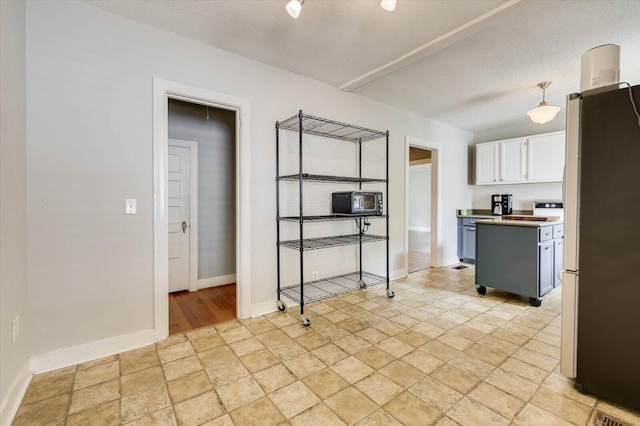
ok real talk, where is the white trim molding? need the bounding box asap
[198,274,236,290]
[0,360,31,426]
[153,79,251,343]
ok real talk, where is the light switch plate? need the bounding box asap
[126,199,137,214]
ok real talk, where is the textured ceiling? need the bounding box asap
[83,0,640,137]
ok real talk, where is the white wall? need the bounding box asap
[1,0,31,422]
[408,164,431,231]
[25,1,472,359]
[168,100,236,280]
[471,182,562,211]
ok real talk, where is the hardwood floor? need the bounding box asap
[169,284,236,335]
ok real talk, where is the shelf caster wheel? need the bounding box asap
[301,315,311,327]
[276,300,287,312]
[386,290,395,298]
[476,286,487,295]
[529,297,542,307]
[359,280,367,290]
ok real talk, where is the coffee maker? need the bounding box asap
[491,194,513,216]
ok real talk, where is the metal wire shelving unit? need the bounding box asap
[276,111,392,327]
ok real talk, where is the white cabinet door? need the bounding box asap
[476,142,499,185]
[528,131,565,182]
[500,138,527,183]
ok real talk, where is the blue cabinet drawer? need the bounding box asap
[539,226,553,242]
[553,224,564,239]
[462,218,479,227]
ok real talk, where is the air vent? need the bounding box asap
[451,265,468,270]
[594,411,630,426]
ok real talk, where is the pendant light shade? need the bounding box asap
[381,0,397,11]
[527,82,561,124]
[286,0,304,18]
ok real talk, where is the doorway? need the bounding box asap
[153,79,251,342]
[167,100,237,334]
[408,147,432,273]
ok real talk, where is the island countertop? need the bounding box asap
[475,218,564,228]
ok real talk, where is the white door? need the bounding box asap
[168,146,191,292]
[527,132,566,182]
[500,138,527,183]
[476,142,499,184]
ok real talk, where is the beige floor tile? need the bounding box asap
[379,360,424,388]
[420,340,460,362]
[74,360,119,390]
[436,331,474,351]
[21,374,74,405]
[512,347,558,372]
[290,402,346,426]
[337,317,368,333]
[269,381,320,419]
[217,375,265,411]
[354,346,395,370]
[390,313,420,328]
[31,365,77,384]
[485,368,539,401]
[121,384,171,423]
[244,318,277,335]
[408,376,462,412]
[307,302,335,315]
[325,386,378,425]
[69,378,120,414]
[173,391,225,426]
[530,387,592,425]
[229,336,265,357]
[219,325,253,343]
[433,416,462,426]
[185,325,217,340]
[331,356,374,384]
[312,343,350,365]
[215,319,242,332]
[469,382,525,419]
[66,399,121,426]
[295,332,330,351]
[316,324,352,340]
[254,364,298,394]
[269,340,307,361]
[490,328,530,346]
[324,310,352,323]
[284,353,326,379]
[523,338,561,359]
[355,408,403,426]
[121,366,165,397]
[341,304,368,318]
[78,354,119,371]
[124,407,177,426]
[448,352,495,379]
[431,364,479,394]
[155,334,187,350]
[229,396,285,426]
[268,313,299,329]
[411,322,446,339]
[394,329,430,347]
[447,397,510,426]
[355,327,389,345]
[464,342,508,366]
[12,394,70,426]
[401,349,443,374]
[196,345,237,369]
[120,349,160,376]
[281,322,313,338]
[167,370,213,404]
[373,320,406,336]
[514,403,574,426]
[201,414,234,426]
[334,335,371,355]
[190,334,226,353]
[384,391,440,426]
[239,348,281,373]
[158,342,195,364]
[376,337,414,358]
[162,354,203,382]
[500,358,550,384]
[355,372,403,405]
[256,329,292,347]
[302,368,349,400]
[542,373,597,407]
[478,334,520,355]
[205,358,249,387]
[428,316,459,331]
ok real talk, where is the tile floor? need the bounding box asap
[12,266,640,426]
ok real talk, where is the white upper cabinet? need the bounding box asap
[527,131,566,182]
[475,131,565,185]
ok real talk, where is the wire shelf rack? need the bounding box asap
[279,234,387,251]
[277,174,387,184]
[280,271,387,304]
[278,113,386,143]
[279,214,387,223]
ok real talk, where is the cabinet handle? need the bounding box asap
[545,246,550,250]
[469,221,475,224]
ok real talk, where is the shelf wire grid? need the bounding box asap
[280,271,387,304]
[277,173,387,184]
[279,233,387,251]
[278,214,387,223]
[278,113,386,143]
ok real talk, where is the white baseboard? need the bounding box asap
[0,359,31,426]
[251,295,298,318]
[30,329,155,374]
[198,274,236,290]
[408,227,430,233]
[391,268,407,281]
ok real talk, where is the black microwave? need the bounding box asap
[332,191,383,215]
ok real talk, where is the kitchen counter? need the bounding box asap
[457,209,533,218]
[475,218,563,228]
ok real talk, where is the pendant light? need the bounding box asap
[527,82,561,124]
[381,0,397,11]
[286,0,304,18]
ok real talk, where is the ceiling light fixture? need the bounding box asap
[286,0,304,18]
[527,82,561,124]
[380,0,397,11]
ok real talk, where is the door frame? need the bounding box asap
[168,139,199,293]
[404,136,442,271]
[153,78,251,342]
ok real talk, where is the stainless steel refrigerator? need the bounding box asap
[561,84,640,410]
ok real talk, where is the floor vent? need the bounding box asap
[451,265,468,270]
[594,411,629,426]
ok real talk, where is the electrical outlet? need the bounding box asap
[12,315,20,344]
[312,272,318,281]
